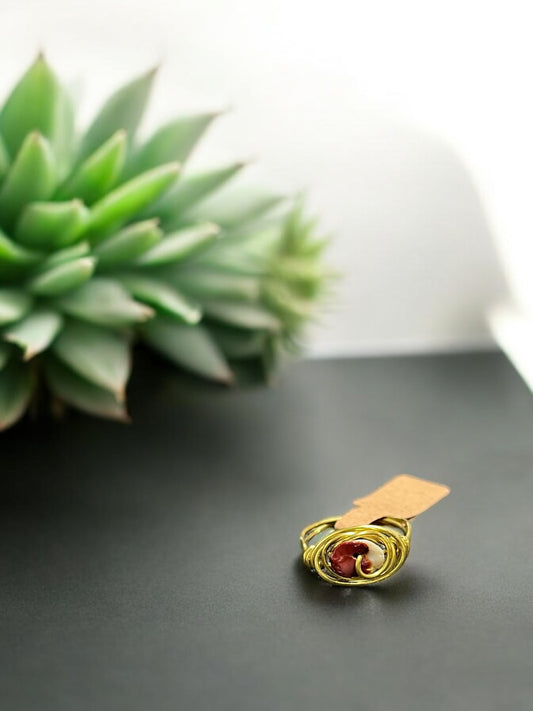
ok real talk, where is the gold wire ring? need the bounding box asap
[300,516,411,586]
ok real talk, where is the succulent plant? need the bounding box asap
[0,55,328,430]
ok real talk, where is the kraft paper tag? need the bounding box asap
[335,474,450,529]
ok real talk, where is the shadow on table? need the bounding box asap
[292,557,438,606]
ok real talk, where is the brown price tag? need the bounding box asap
[335,474,450,529]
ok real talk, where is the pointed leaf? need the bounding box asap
[56,130,127,204]
[0,55,74,171]
[300,236,330,258]
[155,162,245,225]
[278,200,328,258]
[142,318,233,383]
[0,289,32,325]
[52,320,131,396]
[173,269,260,301]
[94,219,162,269]
[16,200,89,248]
[204,301,281,332]
[261,335,285,381]
[136,222,219,267]
[78,68,156,162]
[218,222,284,254]
[4,309,63,360]
[0,361,32,430]
[28,257,96,296]
[117,274,200,323]
[0,132,56,230]
[0,230,41,269]
[186,185,285,229]
[86,163,180,240]
[128,112,217,175]
[273,256,327,284]
[41,242,90,270]
[56,278,153,326]
[44,356,128,421]
[194,248,264,276]
[263,282,314,322]
[210,325,267,359]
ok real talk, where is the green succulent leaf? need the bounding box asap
[16,200,89,249]
[117,274,200,323]
[0,136,10,181]
[128,112,219,178]
[0,361,33,430]
[210,324,267,359]
[142,318,233,383]
[45,356,128,422]
[86,162,180,240]
[220,222,284,254]
[173,269,260,301]
[136,222,219,267]
[155,162,246,226]
[78,68,157,162]
[273,255,328,284]
[93,219,162,269]
[0,230,42,271]
[263,282,314,322]
[193,248,264,277]
[57,130,127,204]
[0,132,57,230]
[41,242,91,270]
[0,54,74,172]
[0,342,11,370]
[186,185,285,230]
[189,224,281,275]
[299,236,330,258]
[261,336,286,381]
[55,278,154,326]
[203,301,282,332]
[280,200,323,252]
[52,319,131,397]
[4,309,63,360]
[0,288,32,325]
[28,256,96,296]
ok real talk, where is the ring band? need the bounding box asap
[300,516,411,586]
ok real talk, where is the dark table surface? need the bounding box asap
[1,351,532,710]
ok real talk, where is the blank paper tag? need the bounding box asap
[335,474,450,529]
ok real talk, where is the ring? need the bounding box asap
[300,516,411,586]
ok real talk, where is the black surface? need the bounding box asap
[1,351,533,710]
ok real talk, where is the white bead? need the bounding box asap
[358,539,385,571]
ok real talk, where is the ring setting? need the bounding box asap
[300,516,411,586]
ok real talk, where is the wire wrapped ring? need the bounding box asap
[300,516,411,586]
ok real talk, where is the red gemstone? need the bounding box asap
[330,540,370,577]
[360,557,372,574]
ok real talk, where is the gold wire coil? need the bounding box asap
[300,516,412,586]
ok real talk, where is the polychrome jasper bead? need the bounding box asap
[330,538,385,577]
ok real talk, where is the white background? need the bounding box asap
[2,0,528,357]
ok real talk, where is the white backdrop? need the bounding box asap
[1,0,522,357]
